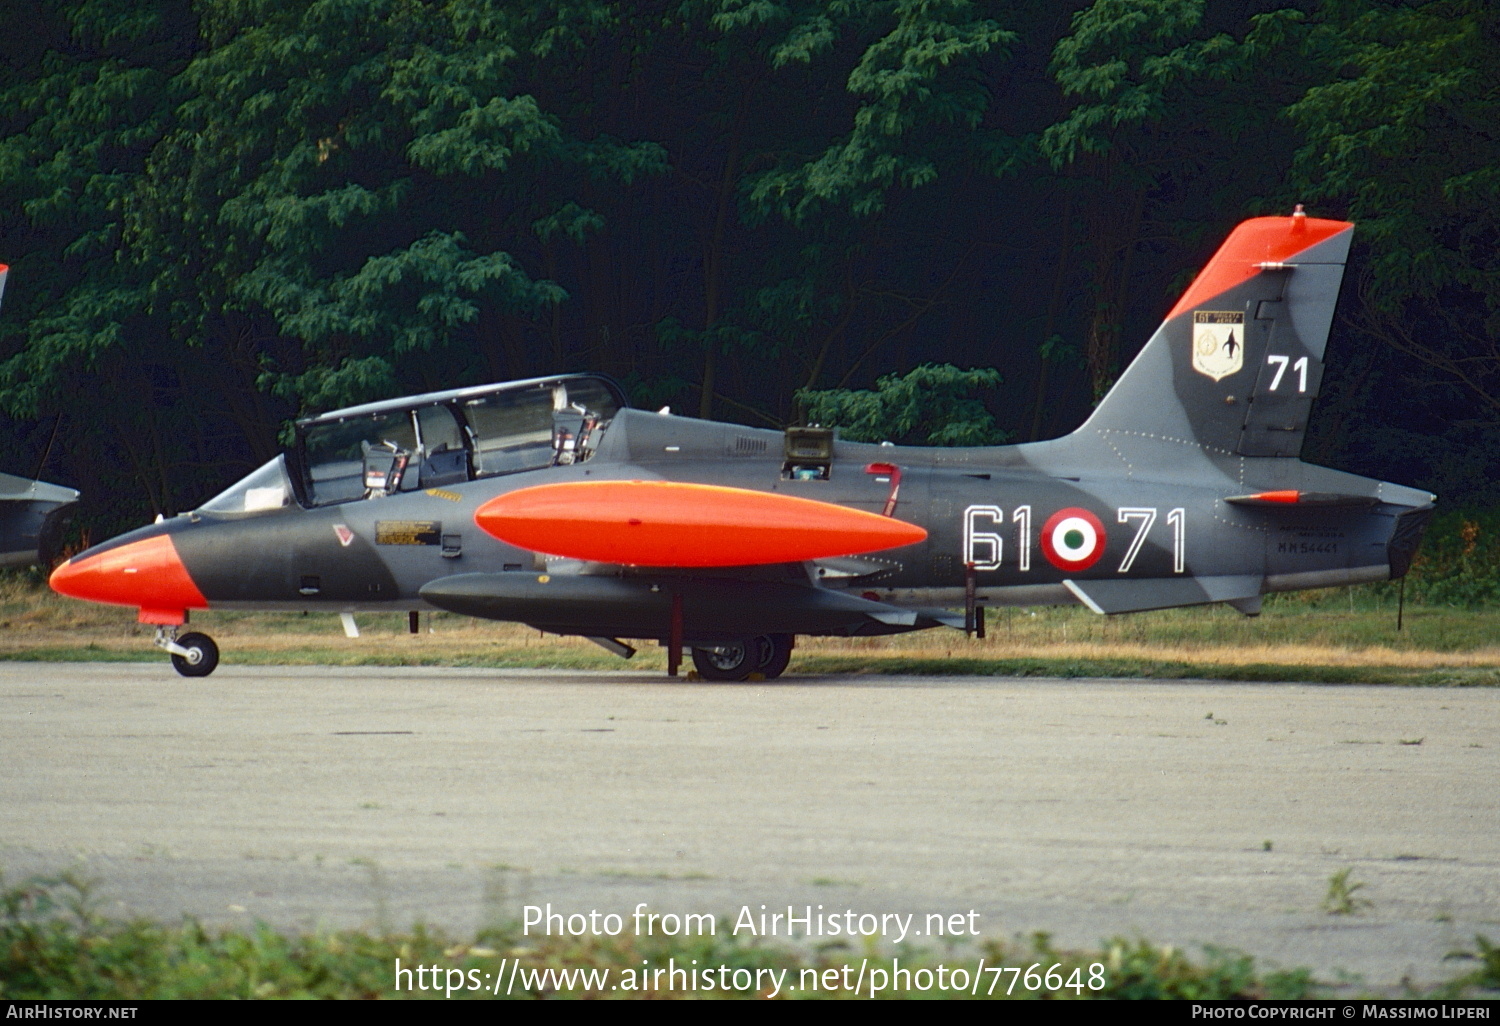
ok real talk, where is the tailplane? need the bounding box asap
[1076,210,1354,458]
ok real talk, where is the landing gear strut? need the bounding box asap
[690,633,794,682]
[154,626,220,677]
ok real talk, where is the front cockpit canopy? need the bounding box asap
[198,454,296,514]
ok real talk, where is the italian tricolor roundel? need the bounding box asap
[1041,508,1107,572]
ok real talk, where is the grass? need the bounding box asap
[1322,869,1371,916]
[5,569,1500,684]
[1444,937,1500,993]
[3,871,1497,1000]
[0,871,1420,1000]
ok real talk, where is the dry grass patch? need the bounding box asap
[4,570,1499,680]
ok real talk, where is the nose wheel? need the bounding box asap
[154,627,220,677]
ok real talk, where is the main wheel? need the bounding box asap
[171,632,219,677]
[755,633,794,680]
[691,641,757,682]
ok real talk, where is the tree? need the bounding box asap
[1288,0,1500,417]
[1040,0,1312,401]
[652,0,1018,418]
[0,0,668,518]
[797,363,1005,445]
[160,0,666,413]
[0,0,223,521]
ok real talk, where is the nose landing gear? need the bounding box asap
[154,626,220,677]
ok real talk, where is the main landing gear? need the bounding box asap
[690,633,794,682]
[154,626,220,677]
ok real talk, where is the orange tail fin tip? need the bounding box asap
[1166,212,1353,320]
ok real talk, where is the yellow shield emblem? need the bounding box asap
[1192,311,1245,382]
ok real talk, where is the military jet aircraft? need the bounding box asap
[0,471,78,568]
[0,266,80,566]
[49,211,1434,678]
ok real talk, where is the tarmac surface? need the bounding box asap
[2,661,1497,989]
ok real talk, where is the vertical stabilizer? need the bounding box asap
[1075,213,1354,458]
[0,264,8,314]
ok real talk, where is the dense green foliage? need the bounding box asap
[1399,509,1500,609]
[797,363,1005,444]
[0,0,1495,532]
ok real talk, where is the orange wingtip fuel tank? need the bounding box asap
[49,533,207,625]
[474,480,928,567]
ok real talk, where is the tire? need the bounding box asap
[755,633,794,680]
[691,641,757,682]
[171,632,220,677]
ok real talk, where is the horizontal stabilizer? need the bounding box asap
[475,480,926,567]
[1224,491,1379,509]
[1064,575,1263,616]
[0,472,79,504]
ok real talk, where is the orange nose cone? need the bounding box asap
[49,533,207,624]
[475,480,928,567]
